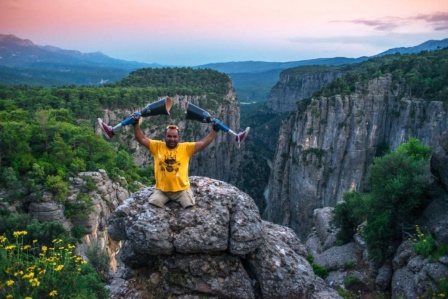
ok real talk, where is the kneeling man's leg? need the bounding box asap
[148,189,170,208]
[176,189,195,208]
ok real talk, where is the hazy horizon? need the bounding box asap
[1,0,448,66]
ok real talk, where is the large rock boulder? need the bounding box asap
[107,176,341,299]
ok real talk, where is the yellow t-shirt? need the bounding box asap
[149,140,196,192]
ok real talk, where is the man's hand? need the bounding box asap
[132,112,143,126]
[212,122,220,132]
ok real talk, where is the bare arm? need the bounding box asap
[134,123,150,149]
[194,129,218,153]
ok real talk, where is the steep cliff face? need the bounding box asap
[264,75,448,239]
[265,70,344,113]
[97,85,245,184]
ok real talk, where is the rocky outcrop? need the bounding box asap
[28,170,129,232]
[266,69,344,113]
[305,207,372,294]
[304,130,448,298]
[265,75,448,239]
[25,170,130,269]
[388,130,448,298]
[107,176,341,299]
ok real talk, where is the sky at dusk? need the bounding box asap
[1,0,448,66]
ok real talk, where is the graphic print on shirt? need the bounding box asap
[159,151,181,174]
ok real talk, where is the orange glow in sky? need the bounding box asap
[1,0,447,65]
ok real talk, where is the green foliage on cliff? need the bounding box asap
[112,67,230,98]
[314,48,448,102]
[333,138,432,262]
[0,106,151,197]
[0,68,230,118]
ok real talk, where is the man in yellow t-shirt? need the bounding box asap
[133,117,218,208]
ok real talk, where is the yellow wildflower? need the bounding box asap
[29,278,40,287]
[13,231,27,237]
[5,245,16,250]
[22,245,31,250]
[22,272,35,279]
[49,290,58,296]
[6,280,14,286]
[6,294,13,299]
[41,245,48,252]
[0,235,6,243]
[25,297,32,299]
[32,239,38,243]
[55,265,64,271]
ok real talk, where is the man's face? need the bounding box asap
[165,128,179,149]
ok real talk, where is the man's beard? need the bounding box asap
[166,141,178,149]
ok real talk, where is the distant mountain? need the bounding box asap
[375,38,448,56]
[0,34,163,86]
[1,33,447,94]
[0,34,161,69]
[196,38,448,102]
[194,57,368,74]
[195,38,448,74]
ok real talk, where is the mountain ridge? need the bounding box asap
[1,33,447,92]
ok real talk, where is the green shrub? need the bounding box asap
[332,138,432,262]
[85,240,110,282]
[333,191,367,243]
[338,288,357,299]
[71,225,87,240]
[81,175,97,192]
[343,275,361,288]
[363,212,394,261]
[45,175,70,202]
[312,263,329,279]
[364,141,431,261]
[306,254,329,279]
[412,225,436,257]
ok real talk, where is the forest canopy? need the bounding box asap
[0,67,231,198]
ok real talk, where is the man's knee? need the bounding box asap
[178,189,195,208]
[149,190,169,208]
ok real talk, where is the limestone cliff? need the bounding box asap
[264,75,448,239]
[266,68,345,113]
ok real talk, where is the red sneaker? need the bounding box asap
[235,127,250,148]
[98,118,114,139]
